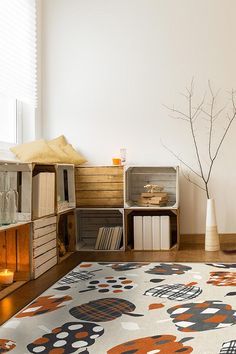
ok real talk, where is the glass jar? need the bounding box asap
[5,188,18,224]
[0,172,18,225]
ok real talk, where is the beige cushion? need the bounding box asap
[62,144,87,165]
[48,135,67,148]
[10,136,87,165]
[48,137,69,163]
[10,140,61,163]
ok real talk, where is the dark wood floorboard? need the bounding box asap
[0,246,235,325]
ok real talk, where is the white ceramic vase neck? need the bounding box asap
[205,198,220,251]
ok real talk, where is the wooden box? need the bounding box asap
[56,164,76,213]
[32,216,57,279]
[77,208,124,251]
[0,163,32,222]
[125,166,179,209]
[125,209,179,250]
[0,163,56,222]
[57,209,76,262]
[75,166,124,207]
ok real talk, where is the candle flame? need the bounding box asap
[5,269,8,274]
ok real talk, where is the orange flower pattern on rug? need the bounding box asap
[16,295,72,318]
[107,334,193,354]
[207,271,236,286]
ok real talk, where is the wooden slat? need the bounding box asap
[75,167,123,175]
[76,182,123,191]
[34,248,57,268]
[33,231,56,248]
[34,224,56,239]
[76,190,123,199]
[67,213,76,252]
[76,175,123,183]
[76,198,123,207]
[6,229,17,271]
[21,171,32,214]
[17,224,30,272]
[33,216,57,230]
[0,231,6,268]
[34,239,57,258]
[34,256,57,279]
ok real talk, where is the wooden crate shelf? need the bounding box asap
[125,166,179,209]
[125,208,179,251]
[77,208,124,251]
[75,166,124,207]
[0,162,56,222]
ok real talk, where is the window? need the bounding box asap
[0,94,17,144]
[0,0,37,146]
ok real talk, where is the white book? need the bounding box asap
[160,215,171,250]
[134,216,143,250]
[143,216,152,250]
[152,216,161,250]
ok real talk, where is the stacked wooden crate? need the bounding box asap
[75,166,124,251]
[75,166,124,207]
[0,162,77,285]
[125,166,180,250]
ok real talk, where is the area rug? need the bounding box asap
[1,262,236,354]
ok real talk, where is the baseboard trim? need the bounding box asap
[181,234,236,245]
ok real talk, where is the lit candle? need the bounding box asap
[0,269,14,285]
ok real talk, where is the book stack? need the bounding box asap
[95,226,123,250]
[133,215,171,250]
[137,192,169,207]
[33,172,55,218]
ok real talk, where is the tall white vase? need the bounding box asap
[205,198,220,251]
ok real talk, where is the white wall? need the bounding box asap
[41,0,236,234]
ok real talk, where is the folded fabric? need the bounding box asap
[62,143,87,165]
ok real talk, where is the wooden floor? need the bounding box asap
[0,245,235,326]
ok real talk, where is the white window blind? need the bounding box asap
[0,0,37,107]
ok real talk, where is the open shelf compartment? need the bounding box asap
[125,166,179,209]
[0,223,31,299]
[125,208,179,251]
[76,208,124,251]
